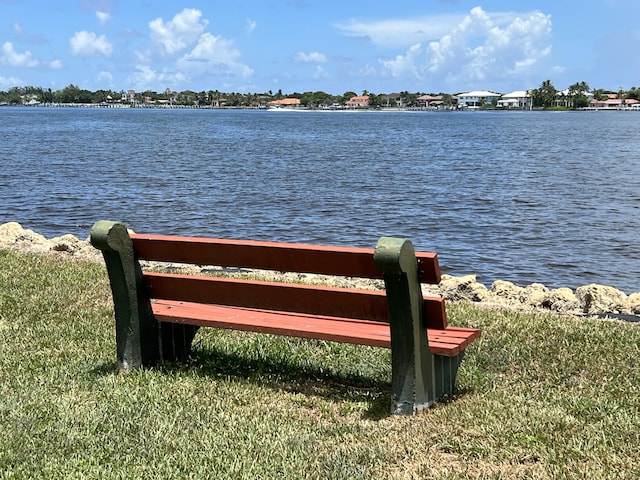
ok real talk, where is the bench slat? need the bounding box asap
[131,234,441,284]
[144,272,448,329]
[145,272,390,322]
[152,300,469,356]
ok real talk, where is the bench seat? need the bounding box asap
[153,299,481,355]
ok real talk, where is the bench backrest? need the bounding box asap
[130,233,448,330]
[130,234,441,283]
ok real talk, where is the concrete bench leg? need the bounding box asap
[91,220,197,370]
[375,237,437,415]
[434,352,465,399]
[160,323,199,363]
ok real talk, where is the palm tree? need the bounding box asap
[532,80,557,108]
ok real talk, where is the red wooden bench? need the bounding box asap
[90,220,481,415]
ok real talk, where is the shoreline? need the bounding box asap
[1,221,639,320]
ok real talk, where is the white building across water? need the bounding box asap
[457,91,502,109]
[497,91,533,109]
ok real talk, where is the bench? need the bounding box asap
[90,220,481,415]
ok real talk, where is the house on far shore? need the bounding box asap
[120,89,136,103]
[589,97,640,110]
[416,95,446,109]
[267,97,302,109]
[497,90,532,109]
[457,90,502,109]
[345,95,370,108]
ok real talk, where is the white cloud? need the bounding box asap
[69,31,113,57]
[0,74,24,89]
[177,32,253,79]
[0,42,39,67]
[379,7,552,89]
[0,42,63,72]
[313,65,330,80]
[336,15,462,48]
[133,9,253,89]
[149,8,208,55]
[356,64,377,78]
[128,65,180,91]
[246,19,257,34]
[96,11,111,25]
[96,70,113,85]
[128,65,158,88]
[294,51,328,63]
[380,43,423,79]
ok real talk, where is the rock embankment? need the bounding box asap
[2,222,639,318]
[435,274,640,317]
[0,222,102,261]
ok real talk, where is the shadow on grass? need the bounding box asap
[192,346,393,419]
[86,345,391,419]
[86,341,474,420]
[88,362,117,376]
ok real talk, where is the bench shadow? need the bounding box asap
[86,347,473,420]
[85,347,391,419]
[189,346,393,419]
[88,362,117,376]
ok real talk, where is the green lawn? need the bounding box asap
[1,249,639,479]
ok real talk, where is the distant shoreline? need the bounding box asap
[4,103,640,112]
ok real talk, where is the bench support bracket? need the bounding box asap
[90,221,197,371]
[375,237,437,414]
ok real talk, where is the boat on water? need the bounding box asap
[266,97,305,111]
[266,105,308,111]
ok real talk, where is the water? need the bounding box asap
[1,107,639,293]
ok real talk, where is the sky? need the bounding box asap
[1,0,639,96]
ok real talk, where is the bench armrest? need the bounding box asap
[90,220,161,369]
[374,237,436,414]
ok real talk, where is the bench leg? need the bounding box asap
[91,221,205,370]
[433,351,465,399]
[375,237,437,414]
[390,332,437,415]
[160,323,199,363]
[91,221,161,370]
[91,221,209,370]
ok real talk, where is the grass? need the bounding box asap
[1,249,639,479]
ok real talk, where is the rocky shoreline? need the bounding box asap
[2,221,639,320]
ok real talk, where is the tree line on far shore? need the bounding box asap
[2,80,640,109]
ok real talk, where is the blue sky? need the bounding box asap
[1,0,638,95]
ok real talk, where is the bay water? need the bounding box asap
[1,107,639,293]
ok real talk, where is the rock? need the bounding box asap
[519,283,550,308]
[439,274,489,302]
[491,280,524,302]
[50,233,82,253]
[628,293,640,315]
[0,222,49,253]
[0,222,101,261]
[542,287,580,314]
[575,284,628,314]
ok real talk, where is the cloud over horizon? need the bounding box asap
[377,7,552,91]
[130,8,253,91]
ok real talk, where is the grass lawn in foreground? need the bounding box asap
[1,249,639,479]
